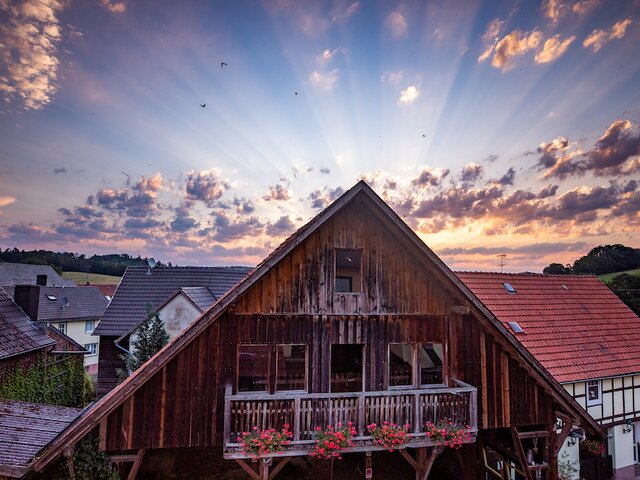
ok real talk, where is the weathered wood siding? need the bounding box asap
[97,336,127,397]
[98,196,560,452]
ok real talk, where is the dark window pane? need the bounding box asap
[331,344,363,392]
[418,343,444,385]
[335,249,361,293]
[238,345,270,392]
[389,344,413,386]
[277,345,306,391]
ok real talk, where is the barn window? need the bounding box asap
[586,380,602,406]
[276,344,307,391]
[389,344,414,387]
[418,343,444,385]
[331,344,363,392]
[335,249,362,293]
[237,345,271,392]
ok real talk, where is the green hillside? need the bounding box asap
[598,268,640,283]
[62,271,121,285]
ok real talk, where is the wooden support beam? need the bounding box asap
[63,449,75,480]
[555,420,573,455]
[400,449,419,471]
[414,447,443,480]
[267,458,290,480]
[108,454,139,463]
[235,459,261,480]
[260,458,271,480]
[510,426,533,480]
[455,449,473,480]
[126,449,146,480]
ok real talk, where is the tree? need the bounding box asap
[543,263,572,275]
[126,304,169,373]
[608,274,640,317]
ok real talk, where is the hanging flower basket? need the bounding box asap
[237,425,293,458]
[424,419,471,449]
[367,422,411,451]
[580,439,605,456]
[311,422,356,460]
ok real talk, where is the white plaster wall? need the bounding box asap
[62,320,100,368]
[558,439,580,480]
[609,424,636,470]
[157,295,201,340]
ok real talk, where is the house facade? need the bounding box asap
[29,182,604,480]
[458,272,640,479]
[13,285,108,374]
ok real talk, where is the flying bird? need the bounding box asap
[200,103,206,108]
[294,91,298,95]
[220,62,228,68]
[120,171,130,178]
[422,134,426,138]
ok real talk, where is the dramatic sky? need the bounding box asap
[0,0,639,272]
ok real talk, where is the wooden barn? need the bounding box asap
[29,181,604,480]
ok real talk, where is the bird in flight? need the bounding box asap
[422,134,426,138]
[200,103,206,108]
[221,62,228,68]
[294,91,298,95]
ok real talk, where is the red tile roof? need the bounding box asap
[456,272,640,383]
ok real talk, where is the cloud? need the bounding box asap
[264,183,291,201]
[316,47,343,66]
[233,196,255,214]
[536,120,640,179]
[309,69,340,92]
[398,85,420,105]
[460,163,484,183]
[411,166,450,188]
[0,196,16,215]
[572,0,600,15]
[99,0,126,13]
[320,167,330,174]
[265,215,295,237]
[330,2,359,23]
[208,212,263,242]
[492,30,542,71]
[309,186,344,209]
[53,166,67,174]
[583,18,632,52]
[0,0,66,110]
[535,34,576,63]
[542,0,569,22]
[478,18,504,63]
[170,204,198,232]
[497,167,516,186]
[440,241,588,257]
[185,169,229,207]
[385,11,408,38]
[381,70,403,85]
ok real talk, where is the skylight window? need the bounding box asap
[508,321,524,334]
[46,294,57,301]
[562,284,569,290]
[502,283,516,294]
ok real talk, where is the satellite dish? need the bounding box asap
[61,297,70,309]
[147,258,157,268]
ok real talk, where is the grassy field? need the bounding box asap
[62,271,121,285]
[598,268,640,283]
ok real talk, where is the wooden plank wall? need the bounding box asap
[98,195,560,453]
[97,336,128,397]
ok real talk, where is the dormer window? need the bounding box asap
[335,249,361,293]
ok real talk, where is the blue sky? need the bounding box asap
[0,0,639,271]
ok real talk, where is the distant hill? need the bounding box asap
[0,248,167,277]
[61,271,122,285]
[598,268,640,283]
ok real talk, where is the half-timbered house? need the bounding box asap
[28,181,605,480]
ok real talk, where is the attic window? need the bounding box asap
[46,294,57,301]
[508,321,524,334]
[502,283,516,294]
[335,249,362,293]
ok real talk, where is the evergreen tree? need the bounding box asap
[126,304,169,373]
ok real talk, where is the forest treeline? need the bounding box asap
[0,248,166,276]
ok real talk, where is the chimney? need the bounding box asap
[36,274,48,286]
[14,285,41,322]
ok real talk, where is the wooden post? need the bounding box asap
[414,447,443,480]
[365,451,373,479]
[260,457,271,480]
[63,449,75,480]
[126,449,146,480]
[510,426,533,480]
[293,397,301,442]
[358,395,365,436]
[224,384,232,449]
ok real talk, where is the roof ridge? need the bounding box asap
[455,271,598,278]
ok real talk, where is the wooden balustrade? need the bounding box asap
[223,379,478,459]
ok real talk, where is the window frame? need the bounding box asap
[388,343,416,389]
[85,319,95,334]
[329,343,366,393]
[334,248,363,294]
[236,344,272,394]
[84,343,98,356]
[417,342,447,388]
[57,322,67,335]
[275,344,308,393]
[586,379,602,406]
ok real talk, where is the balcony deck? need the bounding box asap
[223,379,478,459]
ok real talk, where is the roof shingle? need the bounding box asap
[456,272,640,383]
[94,266,252,336]
[35,286,108,322]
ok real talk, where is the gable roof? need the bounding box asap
[171,286,218,312]
[0,400,82,478]
[31,181,604,472]
[456,272,640,383]
[35,286,109,322]
[94,266,252,336]
[0,263,74,289]
[0,288,54,360]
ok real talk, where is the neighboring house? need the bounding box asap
[0,262,74,297]
[13,285,108,375]
[29,182,604,480]
[457,272,640,480]
[93,266,251,396]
